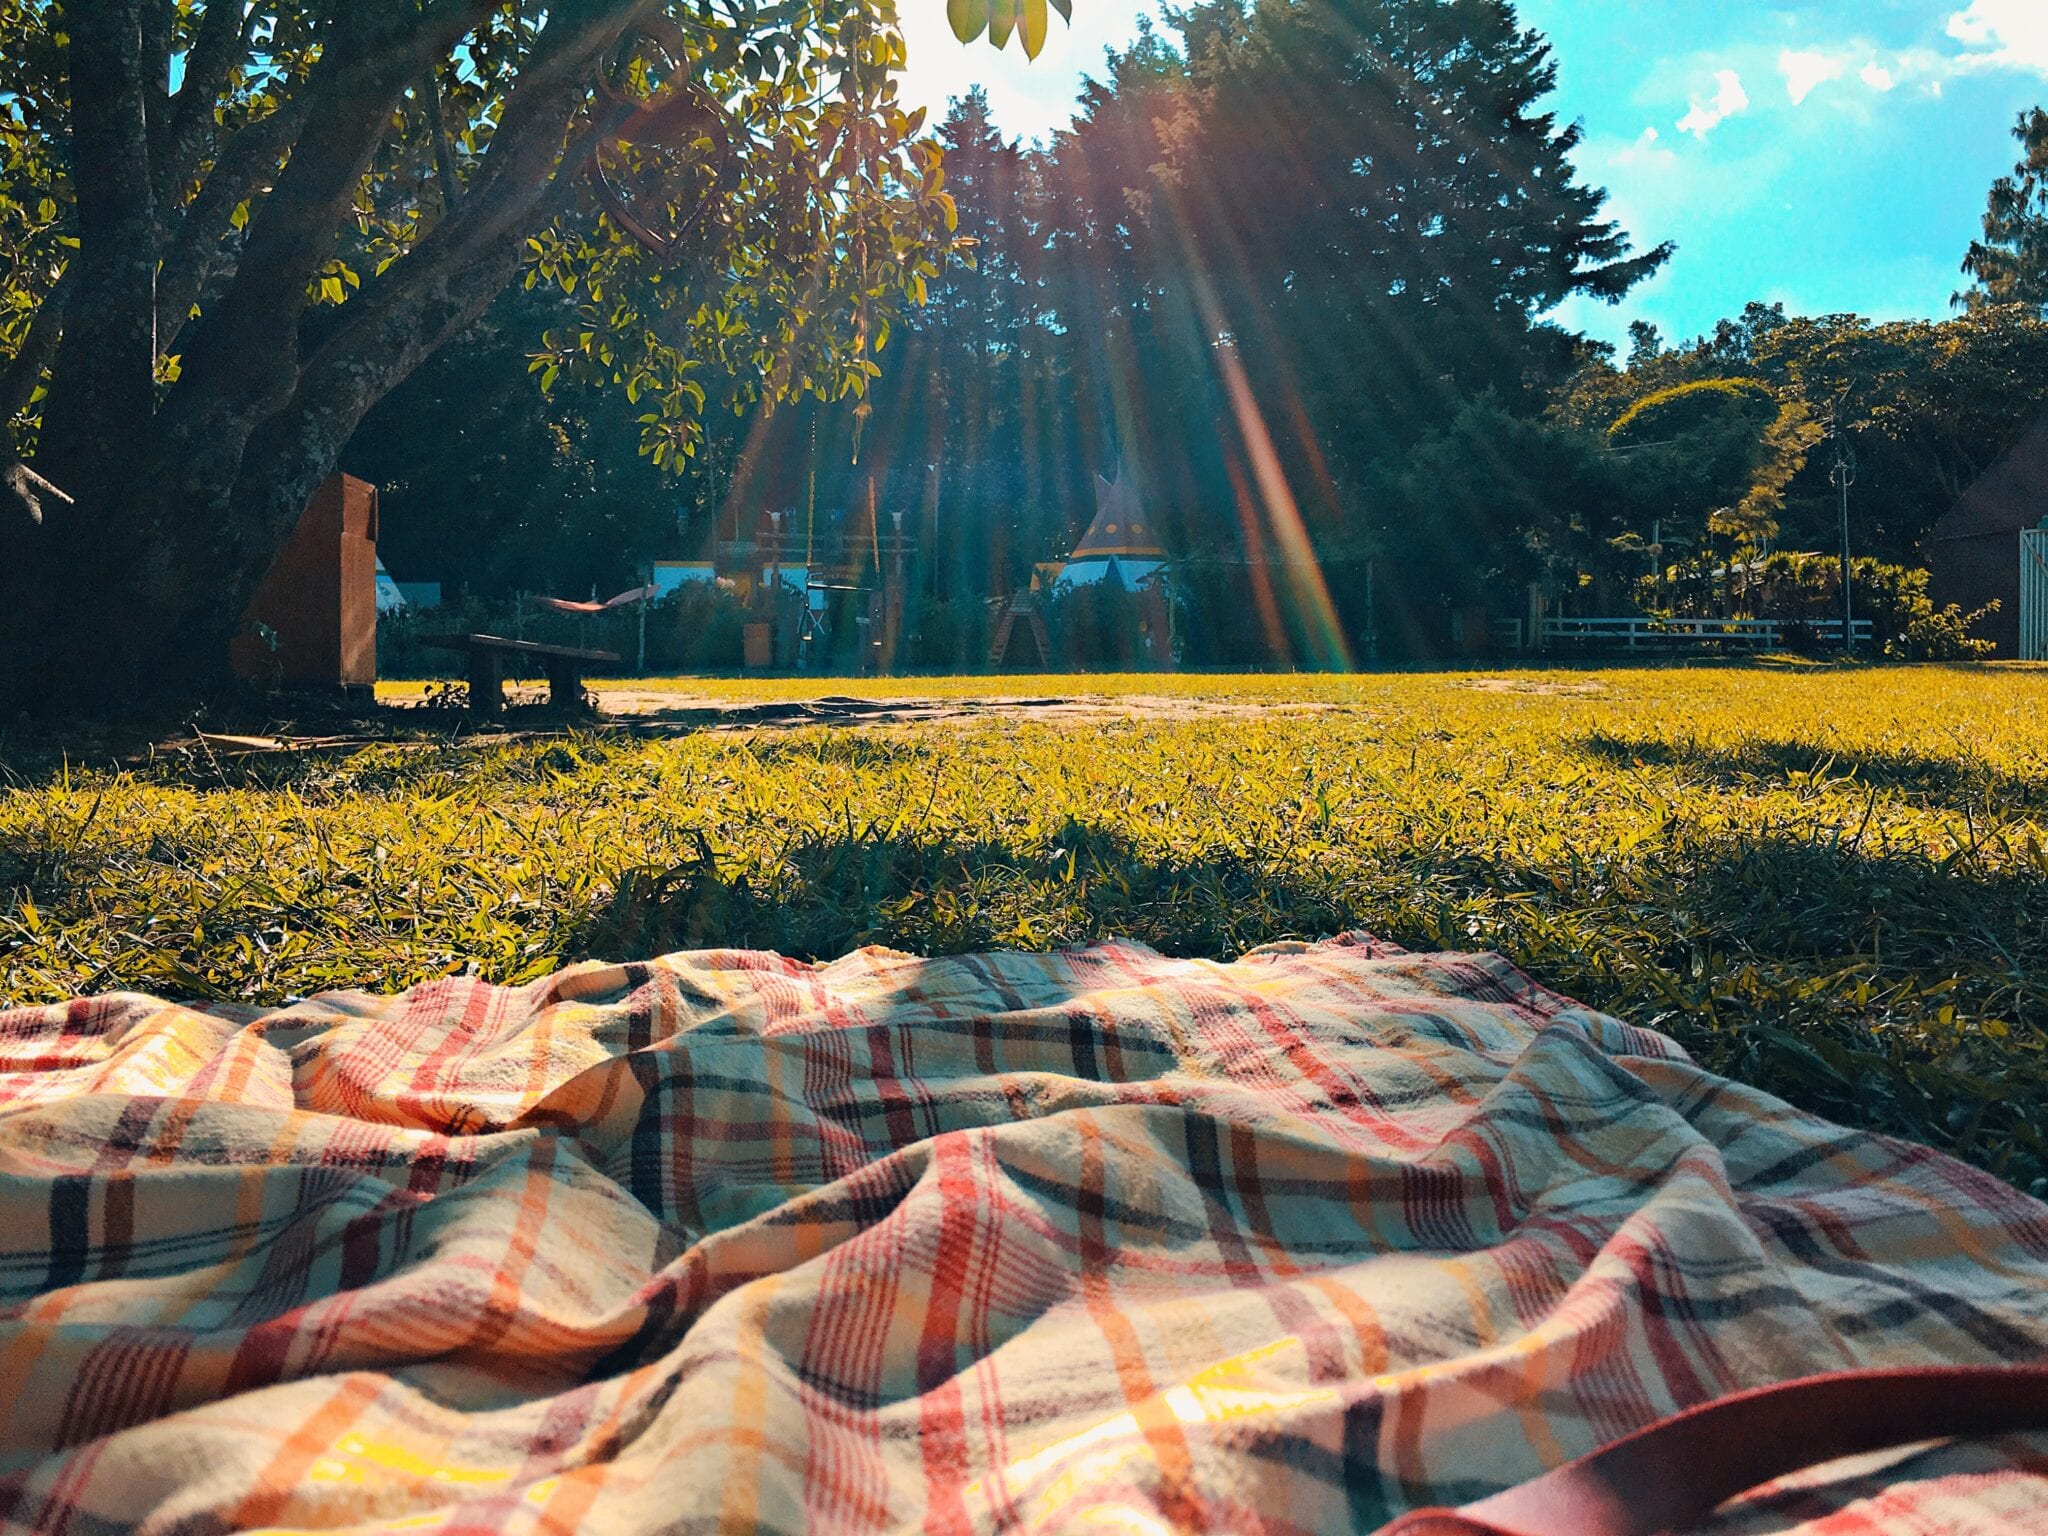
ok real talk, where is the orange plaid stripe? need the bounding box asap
[3,936,2047,1533]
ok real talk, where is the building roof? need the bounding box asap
[1929,413,2048,545]
[1070,473,1166,561]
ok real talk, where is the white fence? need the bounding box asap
[2023,530,2048,663]
[1541,616,1875,651]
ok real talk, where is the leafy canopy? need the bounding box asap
[0,0,1071,471]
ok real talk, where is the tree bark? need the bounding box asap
[155,95,316,353]
[153,0,257,209]
[34,0,158,508]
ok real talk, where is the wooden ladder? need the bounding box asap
[987,598,1051,668]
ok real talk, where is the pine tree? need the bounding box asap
[1959,108,2048,315]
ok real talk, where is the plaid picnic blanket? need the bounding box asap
[3,934,2046,1534]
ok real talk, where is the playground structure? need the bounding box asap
[986,591,1054,668]
[510,461,1182,675]
[987,469,1175,670]
[721,498,915,673]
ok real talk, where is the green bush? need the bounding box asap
[1045,579,1172,670]
[1737,552,1998,661]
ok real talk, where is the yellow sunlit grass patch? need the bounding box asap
[7,664,2047,1190]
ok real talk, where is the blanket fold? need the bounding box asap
[3,935,2045,1534]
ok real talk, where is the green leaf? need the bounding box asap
[987,0,1015,49]
[947,0,988,44]
[1019,0,1048,59]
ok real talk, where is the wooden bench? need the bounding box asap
[419,633,619,716]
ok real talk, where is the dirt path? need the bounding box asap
[163,691,1366,761]
[590,690,1362,731]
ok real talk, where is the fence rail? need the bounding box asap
[1541,616,1875,651]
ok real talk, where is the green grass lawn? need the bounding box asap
[5,664,2046,1191]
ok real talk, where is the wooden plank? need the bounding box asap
[419,632,619,663]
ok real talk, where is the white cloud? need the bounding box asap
[1678,70,1750,139]
[1608,124,1678,177]
[1947,0,2048,75]
[1780,49,1846,105]
[1860,62,1895,92]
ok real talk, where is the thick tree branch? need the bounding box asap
[0,266,74,430]
[419,0,650,243]
[424,71,465,212]
[142,0,176,177]
[230,234,537,565]
[156,0,260,207]
[166,0,496,432]
[156,94,315,351]
[337,0,650,330]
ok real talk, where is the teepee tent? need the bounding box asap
[1053,472,1167,590]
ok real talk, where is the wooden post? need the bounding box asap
[546,656,584,710]
[468,645,503,716]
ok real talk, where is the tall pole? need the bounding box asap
[1830,412,1857,655]
[1838,467,1851,650]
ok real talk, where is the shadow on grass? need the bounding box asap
[571,819,1357,964]
[564,818,2048,1192]
[1581,732,2048,813]
[4,785,2043,1190]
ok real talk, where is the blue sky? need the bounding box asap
[895,0,2048,350]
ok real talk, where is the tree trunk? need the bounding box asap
[0,0,651,716]
[35,0,158,508]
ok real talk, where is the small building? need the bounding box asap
[373,558,440,613]
[1927,415,2048,659]
[1051,472,1167,591]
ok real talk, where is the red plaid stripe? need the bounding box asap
[3,936,2045,1533]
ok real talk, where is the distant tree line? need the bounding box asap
[345,2,2048,664]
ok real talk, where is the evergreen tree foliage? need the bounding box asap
[1960,107,2048,316]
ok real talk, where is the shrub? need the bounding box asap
[1734,552,1998,660]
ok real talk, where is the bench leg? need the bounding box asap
[546,659,585,711]
[468,650,503,717]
